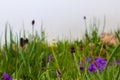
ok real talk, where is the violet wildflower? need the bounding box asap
[77,60,84,70]
[56,69,61,77]
[70,45,75,53]
[88,57,106,72]
[80,66,84,70]
[85,55,92,62]
[88,62,97,72]
[47,55,52,62]
[2,72,12,80]
[116,60,120,64]
[110,61,114,66]
[109,60,120,66]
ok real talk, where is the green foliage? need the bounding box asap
[0,22,120,80]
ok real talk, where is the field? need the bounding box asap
[0,19,120,80]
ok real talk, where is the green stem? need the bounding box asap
[104,43,120,71]
[73,53,81,78]
[51,47,59,68]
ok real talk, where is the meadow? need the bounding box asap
[0,19,120,80]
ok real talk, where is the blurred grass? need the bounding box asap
[0,20,120,80]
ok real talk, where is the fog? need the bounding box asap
[0,0,120,44]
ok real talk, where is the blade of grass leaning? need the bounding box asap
[104,43,120,70]
[103,43,120,79]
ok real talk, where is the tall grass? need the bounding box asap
[0,20,120,80]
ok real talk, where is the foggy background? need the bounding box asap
[0,0,120,44]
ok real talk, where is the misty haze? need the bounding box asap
[0,0,120,43]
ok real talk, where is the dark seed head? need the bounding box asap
[70,45,75,53]
[83,16,86,20]
[56,69,61,77]
[20,38,29,47]
[32,20,35,26]
[80,45,84,50]
[24,38,29,44]
[20,37,24,47]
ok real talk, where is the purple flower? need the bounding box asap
[77,60,84,70]
[116,60,120,64]
[70,45,75,53]
[47,55,52,61]
[110,60,120,66]
[110,61,114,66]
[80,66,84,70]
[85,55,92,62]
[56,69,61,77]
[2,72,12,80]
[88,57,106,72]
[88,62,97,72]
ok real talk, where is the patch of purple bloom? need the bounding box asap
[110,59,120,66]
[88,57,106,72]
[80,66,84,70]
[116,60,120,64]
[77,60,84,70]
[47,55,52,61]
[2,72,12,80]
[85,55,92,62]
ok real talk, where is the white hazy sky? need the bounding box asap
[0,0,120,43]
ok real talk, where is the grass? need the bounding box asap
[0,19,120,80]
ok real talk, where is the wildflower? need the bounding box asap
[2,72,12,80]
[70,45,75,53]
[56,69,61,77]
[85,55,92,63]
[110,61,114,66]
[109,60,120,66]
[80,66,84,70]
[88,57,106,72]
[88,62,97,72]
[32,20,35,26]
[116,60,120,64]
[47,55,52,62]
[77,60,84,70]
